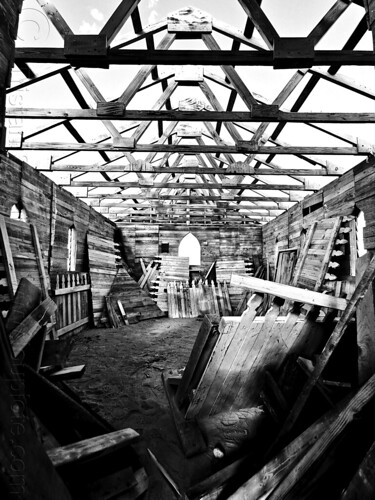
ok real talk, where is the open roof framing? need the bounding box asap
[5,0,375,225]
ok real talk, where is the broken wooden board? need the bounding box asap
[47,428,140,467]
[9,296,57,357]
[175,314,220,410]
[5,277,41,333]
[162,369,207,458]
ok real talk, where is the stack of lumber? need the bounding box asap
[216,258,254,311]
[167,280,232,318]
[87,232,117,326]
[150,256,190,312]
[215,259,254,282]
[105,266,164,328]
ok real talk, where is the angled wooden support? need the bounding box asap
[364,0,375,50]
[100,0,142,45]
[237,0,279,49]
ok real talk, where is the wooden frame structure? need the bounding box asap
[5,0,375,225]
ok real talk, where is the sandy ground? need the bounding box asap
[66,316,215,499]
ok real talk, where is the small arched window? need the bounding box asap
[178,232,201,265]
[67,225,77,271]
[10,201,28,222]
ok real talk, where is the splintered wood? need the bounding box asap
[167,280,232,318]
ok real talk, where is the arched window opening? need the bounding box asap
[10,201,28,222]
[67,225,77,271]
[178,232,201,265]
[357,210,367,258]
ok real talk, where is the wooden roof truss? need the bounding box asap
[5,0,375,225]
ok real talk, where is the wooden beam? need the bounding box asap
[13,105,375,124]
[202,33,258,107]
[307,0,352,46]
[364,0,375,50]
[237,0,279,49]
[117,33,176,105]
[11,142,364,155]
[87,193,289,201]
[46,164,341,176]
[230,275,348,310]
[69,180,317,191]
[14,48,375,66]
[92,201,290,210]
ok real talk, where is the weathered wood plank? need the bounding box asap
[230,275,348,310]
[47,428,139,467]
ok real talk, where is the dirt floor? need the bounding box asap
[66,316,222,499]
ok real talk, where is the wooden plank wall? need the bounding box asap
[117,223,263,276]
[6,217,48,289]
[0,153,116,281]
[262,161,372,281]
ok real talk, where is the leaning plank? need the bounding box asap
[267,372,375,500]
[274,253,375,448]
[0,215,18,298]
[9,297,57,357]
[162,370,207,457]
[47,428,140,467]
[230,275,348,310]
[175,314,219,409]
